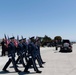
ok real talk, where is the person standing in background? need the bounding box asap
[1,38,6,56]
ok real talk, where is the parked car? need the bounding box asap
[59,39,72,52]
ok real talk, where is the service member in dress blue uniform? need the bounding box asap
[2,37,21,72]
[36,37,46,64]
[16,39,26,67]
[35,40,44,68]
[24,37,42,73]
[22,38,28,63]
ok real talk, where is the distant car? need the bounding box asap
[59,39,72,52]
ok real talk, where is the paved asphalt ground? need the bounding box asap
[0,44,76,75]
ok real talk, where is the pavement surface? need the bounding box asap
[0,44,76,75]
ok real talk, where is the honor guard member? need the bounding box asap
[22,38,28,63]
[16,39,26,67]
[36,37,45,64]
[2,37,21,72]
[35,40,44,68]
[24,37,42,73]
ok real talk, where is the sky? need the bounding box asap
[0,0,76,41]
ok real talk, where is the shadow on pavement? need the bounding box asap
[0,71,36,75]
[59,51,72,53]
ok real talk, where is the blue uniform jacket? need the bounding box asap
[8,42,16,57]
[17,43,23,55]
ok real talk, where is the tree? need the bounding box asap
[54,36,62,41]
[41,35,52,46]
[54,36,62,45]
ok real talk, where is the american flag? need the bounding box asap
[4,34,10,47]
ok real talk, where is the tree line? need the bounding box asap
[37,35,62,47]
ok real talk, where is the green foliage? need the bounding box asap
[54,36,62,45]
[36,35,62,47]
[41,35,52,46]
[54,36,62,41]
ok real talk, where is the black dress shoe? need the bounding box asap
[36,70,42,73]
[24,70,30,73]
[3,69,9,72]
[40,66,44,68]
[16,70,21,72]
[42,62,46,64]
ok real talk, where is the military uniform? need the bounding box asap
[35,44,43,67]
[2,37,21,72]
[22,40,28,63]
[24,38,42,73]
[16,40,25,67]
